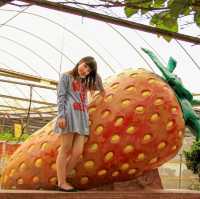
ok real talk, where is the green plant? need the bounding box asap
[0,132,30,142]
[20,134,30,141]
[0,132,13,141]
[184,141,200,177]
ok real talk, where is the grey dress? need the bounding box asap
[54,72,104,136]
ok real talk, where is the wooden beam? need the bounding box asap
[0,105,32,111]
[0,117,53,125]
[32,105,57,110]
[1,111,57,116]
[193,93,200,96]
[0,104,57,111]
[0,94,56,106]
[0,124,42,131]
[0,67,58,86]
[0,116,54,133]
[18,0,200,44]
[0,79,56,90]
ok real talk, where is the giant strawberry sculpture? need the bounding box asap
[3,48,196,190]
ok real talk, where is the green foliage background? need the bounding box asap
[184,140,200,180]
[124,0,200,41]
[0,130,30,142]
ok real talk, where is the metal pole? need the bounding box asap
[178,153,183,189]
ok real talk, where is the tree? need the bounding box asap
[56,0,200,42]
[123,0,200,41]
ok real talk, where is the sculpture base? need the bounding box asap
[91,169,163,191]
[0,189,200,199]
[1,169,199,199]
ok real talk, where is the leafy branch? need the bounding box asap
[57,0,200,42]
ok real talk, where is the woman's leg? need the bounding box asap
[65,133,85,177]
[56,133,74,189]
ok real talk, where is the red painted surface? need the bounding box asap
[0,142,21,157]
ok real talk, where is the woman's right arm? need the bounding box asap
[57,73,68,128]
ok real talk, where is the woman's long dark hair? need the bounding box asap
[69,56,97,90]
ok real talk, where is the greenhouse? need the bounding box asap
[0,0,200,198]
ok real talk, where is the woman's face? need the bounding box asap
[78,62,91,78]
